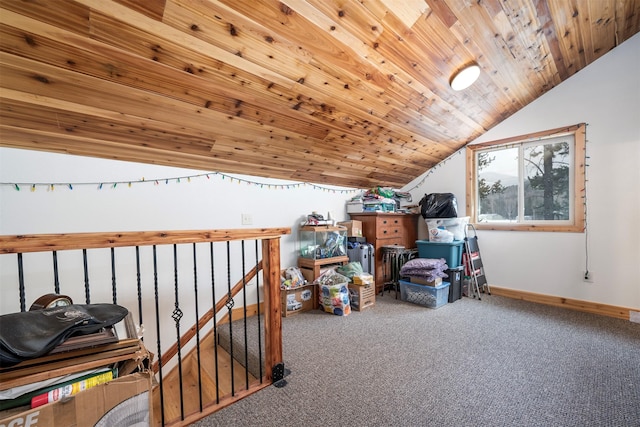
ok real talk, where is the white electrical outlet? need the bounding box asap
[241,213,253,225]
[583,271,594,283]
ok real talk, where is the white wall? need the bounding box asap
[0,150,358,318]
[0,150,357,258]
[405,33,640,310]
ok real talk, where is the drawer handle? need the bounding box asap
[394,220,398,224]
[382,220,387,224]
[383,230,387,234]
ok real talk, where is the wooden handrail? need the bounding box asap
[0,228,290,253]
[1,228,288,397]
[152,260,263,373]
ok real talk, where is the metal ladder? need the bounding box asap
[463,224,490,300]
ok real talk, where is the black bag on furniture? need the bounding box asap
[0,303,129,367]
[419,193,458,218]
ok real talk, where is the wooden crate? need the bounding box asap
[348,282,376,311]
[297,256,349,283]
[281,283,316,317]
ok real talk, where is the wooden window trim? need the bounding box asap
[465,123,586,232]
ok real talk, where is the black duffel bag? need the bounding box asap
[0,303,129,367]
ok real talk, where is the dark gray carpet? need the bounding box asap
[195,295,640,427]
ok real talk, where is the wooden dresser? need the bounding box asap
[348,212,419,293]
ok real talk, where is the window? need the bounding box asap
[466,124,585,232]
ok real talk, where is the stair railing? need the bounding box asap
[0,228,290,426]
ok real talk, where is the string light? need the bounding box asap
[3,156,475,195]
[1,171,361,194]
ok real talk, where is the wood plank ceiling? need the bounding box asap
[1,0,639,188]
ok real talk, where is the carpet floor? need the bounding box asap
[194,294,640,427]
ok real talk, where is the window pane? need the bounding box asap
[477,148,518,222]
[467,124,584,232]
[523,141,571,220]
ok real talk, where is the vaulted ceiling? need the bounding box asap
[1,0,639,188]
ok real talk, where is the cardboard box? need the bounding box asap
[0,372,152,427]
[281,283,316,317]
[352,274,374,285]
[410,276,442,287]
[337,220,362,237]
[348,282,375,311]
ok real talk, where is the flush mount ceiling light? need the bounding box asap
[450,64,480,91]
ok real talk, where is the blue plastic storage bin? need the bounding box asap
[415,240,464,268]
[399,280,450,309]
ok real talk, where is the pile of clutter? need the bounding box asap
[347,187,414,213]
[281,267,306,289]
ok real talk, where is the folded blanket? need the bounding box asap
[405,269,449,282]
[400,258,448,275]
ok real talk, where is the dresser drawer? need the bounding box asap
[376,217,404,239]
[376,225,403,239]
[376,237,404,248]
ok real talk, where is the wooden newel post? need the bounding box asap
[261,237,284,382]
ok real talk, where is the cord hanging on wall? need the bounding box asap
[1,171,361,194]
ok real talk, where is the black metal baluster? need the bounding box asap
[52,251,60,294]
[225,241,235,396]
[153,245,165,427]
[255,240,263,381]
[172,244,185,420]
[83,249,90,304]
[110,247,117,304]
[209,242,220,403]
[135,246,143,340]
[241,240,249,389]
[192,243,203,411]
[210,242,220,404]
[17,253,25,312]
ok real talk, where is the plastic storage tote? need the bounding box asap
[399,280,450,309]
[415,240,464,268]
